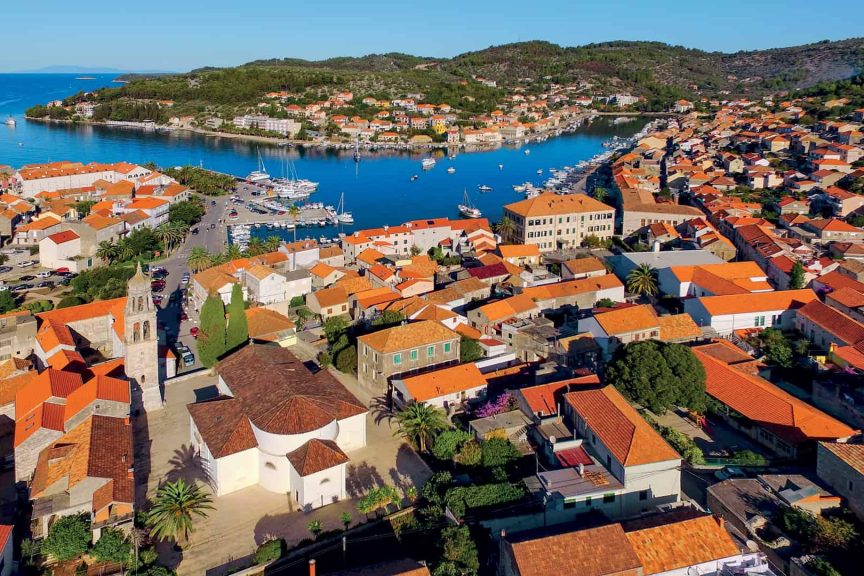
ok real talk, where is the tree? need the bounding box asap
[323,315,349,343]
[245,238,266,256]
[393,401,447,452]
[789,261,805,289]
[754,328,793,367]
[91,527,132,565]
[335,344,358,373]
[307,520,323,538]
[225,283,248,350]
[146,478,214,544]
[264,235,282,253]
[187,246,212,273]
[455,440,482,466]
[168,199,206,227]
[340,512,352,530]
[626,263,659,296]
[480,438,521,468]
[605,340,706,414]
[96,240,120,264]
[57,295,88,308]
[197,294,227,368]
[410,244,422,256]
[595,298,616,308]
[432,429,473,461]
[254,539,285,564]
[42,514,91,562]
[459,335,482,362]
[494,216,516,241]
[0,291,16,314]
[439,526,479,575]
[372,310,404,327]
[592,186,607,202]
[288,204,301,242]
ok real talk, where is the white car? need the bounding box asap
[36,271,52,278]
[18,260,37,268]
[0,285,8,292]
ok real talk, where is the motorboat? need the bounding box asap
[512,184,526,193]
[447,167,456,174]
[410,175,419,181]
[478,185,493,192]
[536,169,543,175]
[458,189,482,219]
[4,116,15,127]
[524,149,530,155]
[498,163,504,170]
[421,158,436,170]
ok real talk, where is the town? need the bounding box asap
[1,75,864,576]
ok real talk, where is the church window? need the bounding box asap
[133,322,141,342]
[138,296,144,312]
[143,321,151,340]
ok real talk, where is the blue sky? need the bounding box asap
[5,0,864,72]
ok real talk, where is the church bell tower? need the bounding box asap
[125,262,161,411]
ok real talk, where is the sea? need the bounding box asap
[0,73,647,232]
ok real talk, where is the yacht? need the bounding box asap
[458,189,482,219]
[524,149,531,155]
[536,169,543,175]
[421,158,436,170]
[410,174,419,181]
[447,167,456,174]
[335,192,354,224]
[498,163,504,170]
[353,136,361,163]
[477,185,493,192]
[4,116,15,127]
[512,184,527,193]
[246,148,270,183]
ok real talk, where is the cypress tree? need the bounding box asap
[226,283,248,351]
[197,293,227,368]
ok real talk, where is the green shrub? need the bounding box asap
[57,296,88,309]
[254,539,285,564]
[42,514,91,562]
[91,527,131,564]
[289,295,305,307]
[335,344,357,373]
[444,483,525,519]
[480,438,521,468]
[432,429,473,461]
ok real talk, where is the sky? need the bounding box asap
[4,0,864,72]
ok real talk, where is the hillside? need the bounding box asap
[35,38,864,122]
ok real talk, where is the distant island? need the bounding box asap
[22,38,864,149]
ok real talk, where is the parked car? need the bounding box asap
[714,466,746,481]
[19,275,36,281]
[36,271,52,278]
[180,311,189,321]
[18,260,37,268]
[182,351,195,367]
[36,281,54,289]
[11,284,30,292]
[0,286,8,292]
[191,228,199,235]
[55,267,70,274]
[190,326,199,338]
[0,266,12,274]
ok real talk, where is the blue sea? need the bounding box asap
[0,73,646,230]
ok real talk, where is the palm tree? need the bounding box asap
[245,238,266,256]
[116,238,135,262]
[154,224,176,254]
[264,235,282,253]
[592,187,608,202]
[626,263,659,297]
[96,241,120,264]
[187,246,212,273]
[494,216,516,243]
[392,401,447,452]
[288,204,301,242]
[146,478,214,545]
[224,244,242,261]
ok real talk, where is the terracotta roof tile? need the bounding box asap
[358,320,458,354]
[697,289,816,316]
[398,363,486,402]
[286,439,349,476]
[505,192,613,217]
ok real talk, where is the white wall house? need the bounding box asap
[684,289,817,336]
[38,230,94,272]
[391,363,488,411]
[188,345,367,510]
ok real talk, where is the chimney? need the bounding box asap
[578,463,585,477]
[716,515,725,531]
[500,529,506,539]
[309,559,316,576]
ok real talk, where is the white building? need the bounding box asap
[244,266,311,312]
[188,345,367,508]
[683,289,818,336]
[13,162,152,197]
[233,115,301,137]
[38,230,94,272]
[391,362,488,411]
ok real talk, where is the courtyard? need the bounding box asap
[134,362,431,576]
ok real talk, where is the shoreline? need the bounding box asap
[23,111,667,155]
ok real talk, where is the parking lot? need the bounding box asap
[0,259,78,304]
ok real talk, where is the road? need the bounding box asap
[156,195,226,372]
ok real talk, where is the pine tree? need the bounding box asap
[197,294,227,368]
[226,283,248,351]
[789,261,805,289]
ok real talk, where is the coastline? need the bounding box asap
[23,110,667,155]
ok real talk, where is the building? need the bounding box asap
[795,300,864,352]
[693,341,855,458]
[29,415,134,541]
[357,321,460,390]
[517,377,681,519]
[657,261,773,298]
[561,256,607,280]
[0,310,37,362]
[0,525,10,576]
[38,230,93,272]
[577,304,661,358]
[502,193,615,251]
[245,307,296,347]
[187,345,367,508]
[232,115,301,137]
[391,362,488,412]
[499,512,774,576]
[683,289,817,336]
[816,442,864,520]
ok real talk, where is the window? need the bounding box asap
[444,342,452,353]
[606,454,611,468]
[639,490,648,501]
[755,315,765,327]
[849,480,855,492]
[393,353,402,366]
[410,349,418,361]
[427,345,435,358]
[585,497,592,506]
[603,493,615,504]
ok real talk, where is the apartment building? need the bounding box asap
[502,193,614,251]
[357,320,460,391]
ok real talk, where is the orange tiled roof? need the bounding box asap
[565,383,680,466]
[593,304,658,335]
[519,375,600,417]
[819,442,864,476]
[358,320,458,353]
[697,289,816,316]
[399,363,486,402]
[504,193,612,217]
[499,244,541,259]
[478,294,539,322]
[245,308,295,340]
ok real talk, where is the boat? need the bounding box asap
[478,185,493,192]
[447,167,456,174]
[4,116,15,127]
[524,149,531,155]
[498,164,504,170]
[246,148,270,182]
[411,175,419,181]
[512,184,526,193]
[458,189,482,219]
[75,76,96,80]
[335,192,354,224]
[421,158,436,170]
[536,169,543,175]
[353,136,361,163]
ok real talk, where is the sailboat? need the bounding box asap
[336,192,354,224]
[246,148,270,182]
[353,136,361,162]
[458,189,482,219]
